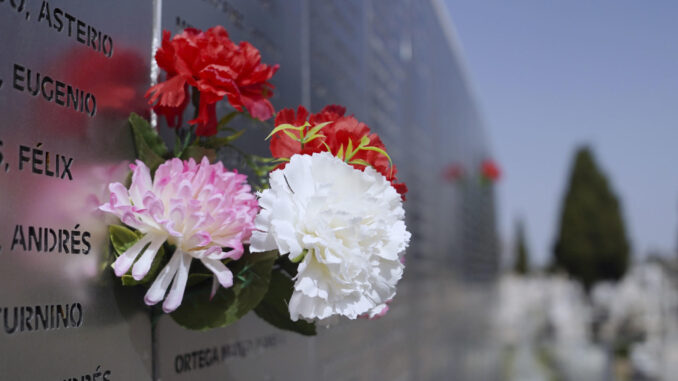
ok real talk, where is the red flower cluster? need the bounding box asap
[270,105,408,199]
[146,26,279,136]
[481,159,501,182]
[443,163,465,182]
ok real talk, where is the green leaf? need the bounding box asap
[345,138,354,160]
[217,111,239,130]
[170,250,278,330]
[304,121,331,141]
[186,272,213,288]
[130,113,169,157]
[282,129,300,142]
[254,269,316,336]
[108,225,166,286]
[290,249,306,263]
[173,134,183,157]
[129,113,168,171]
[303,133,326,144]
[173,132,193,158]
[265,123,304,140]
[348,159,371,167]
[109,225,140,256]
[181,146,217,163]
[242,154,283,190]
[203,129,246,148]
[360,145,392,166]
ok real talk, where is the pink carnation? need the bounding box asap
[100,157,258,312]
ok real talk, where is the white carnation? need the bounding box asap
[251,152,410,321]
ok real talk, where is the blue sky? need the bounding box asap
[444,0,678,266]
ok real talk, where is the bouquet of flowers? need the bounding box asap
[99,26,410,334]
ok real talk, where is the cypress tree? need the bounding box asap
[552,146,630,289]
[513,219,530,275]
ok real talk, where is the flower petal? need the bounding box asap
[131,236,166,281]
[249,230,276,252]
[144,251,182,306]
[162,251,192,313]
[201,257,234,289]
[112,235,153,277]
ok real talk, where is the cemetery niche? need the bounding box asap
[0,0,499,380]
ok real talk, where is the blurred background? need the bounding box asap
[444,1,678,380]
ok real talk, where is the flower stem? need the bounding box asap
[191,86,200,120]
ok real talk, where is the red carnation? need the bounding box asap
[146,26,279,136]
[481,159,501,182]
[270,105,345,160]
[269,105,408,199]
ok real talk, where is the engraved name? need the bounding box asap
[174,334,283,374]
[0,303,83,334]
[200,0,244,29]
[175,16,195,30]
[13,64,97,117]
[11,224,91,255]
[18,142,73,180]
[0,139,7,173]
[37,0,114,58]
[62,365,111,381]
[0,0,26,14]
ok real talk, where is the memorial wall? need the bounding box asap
[0,0,499,379]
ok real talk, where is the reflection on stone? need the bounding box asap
[0,0,153,378]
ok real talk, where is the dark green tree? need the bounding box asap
[513,219,530,275]
[552,146,630,289]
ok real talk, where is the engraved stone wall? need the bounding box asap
[0,0,154,378]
